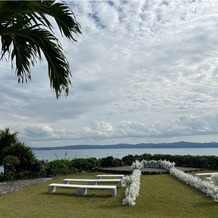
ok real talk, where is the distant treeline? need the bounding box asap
[1,153,217,181]
[32,141,218,150]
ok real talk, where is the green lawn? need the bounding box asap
[0,172,218,218]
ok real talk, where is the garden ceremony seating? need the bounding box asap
[96,174,125,179]
[48,183,117,197]
[195,172,218,180]
[63,178,124,188]
[48,174,126,197]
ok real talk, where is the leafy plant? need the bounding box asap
[2,155,20,174]
[0,128,18,165]
[0,0,82,97]
[2,142,37,172]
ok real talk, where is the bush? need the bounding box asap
[2,155,20,173]
[43,158,101,177]
[122,155,135,166]
[2,142,37,172]
[100,156,123,167]
[45,159,74,176]
[70,158,100,172]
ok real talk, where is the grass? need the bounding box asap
[0,172,218,218]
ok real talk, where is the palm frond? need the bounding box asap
[49,2,82,40]
[0,0,81,98]
[6,26,71,97]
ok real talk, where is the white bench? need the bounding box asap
[205,177,212,182]
[96,174,125,179]
[195,172,218,180]
[63,178,124,188]
[48,183,117,197]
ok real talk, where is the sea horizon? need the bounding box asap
[33,147,218,162]
[31,141,218,151]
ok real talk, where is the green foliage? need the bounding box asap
[45,159,75,176]
[99,156,113,167]
[43,158,101,176]
[0,0,82,97]
[2,142,37,172]
[2,155,20,167]
[0,170,45,181]
[0,128,18,164]
[0,128,38,180]
[2,155,20,174]
[100,156,123,167]
[70,158,100,172]
[121,154,135,166]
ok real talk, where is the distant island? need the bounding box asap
[31,141,218,150]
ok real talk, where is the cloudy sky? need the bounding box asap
[1,0,218,147]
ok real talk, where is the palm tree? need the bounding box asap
[2,142,37,172]
[0,0,82,98]
[0,127,18,150]
[0,128,19,165]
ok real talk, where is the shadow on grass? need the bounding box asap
[193,201,218,208]
[42,191,112,199]
[99,204,123,209]
[42,191,77,197]
[80,194,112,199]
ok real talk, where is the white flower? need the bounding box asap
[211,173,218,186]
[142,159,175,170]
[123,162,142,206]
[122,176,134,187]
[131,160,143,169]
[170,167,218,202]
[122,197,136,206]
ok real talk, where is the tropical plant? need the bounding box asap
[0,0,82,98]
[0,128,19,165]
[2,142,37,172]
[2,155,20,174]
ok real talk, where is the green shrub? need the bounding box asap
[70,158,100,172]
[2,155,20,173]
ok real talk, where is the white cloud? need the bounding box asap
[1,0,218,147]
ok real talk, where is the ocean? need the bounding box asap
[33,147,218,161]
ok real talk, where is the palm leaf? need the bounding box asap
[0,0,81,97]
[4,26,71,97]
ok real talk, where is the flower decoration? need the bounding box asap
[123,162,142,206]
[170,167,218,202]
[211,173,218,186]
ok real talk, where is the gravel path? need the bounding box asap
[0,178,52,196]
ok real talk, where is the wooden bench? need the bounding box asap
[96,174,125,179]
[63,178,124,188]
[48,183,117,197]
[195,172,218,180]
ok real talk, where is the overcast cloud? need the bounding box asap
[1,0,218,147]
